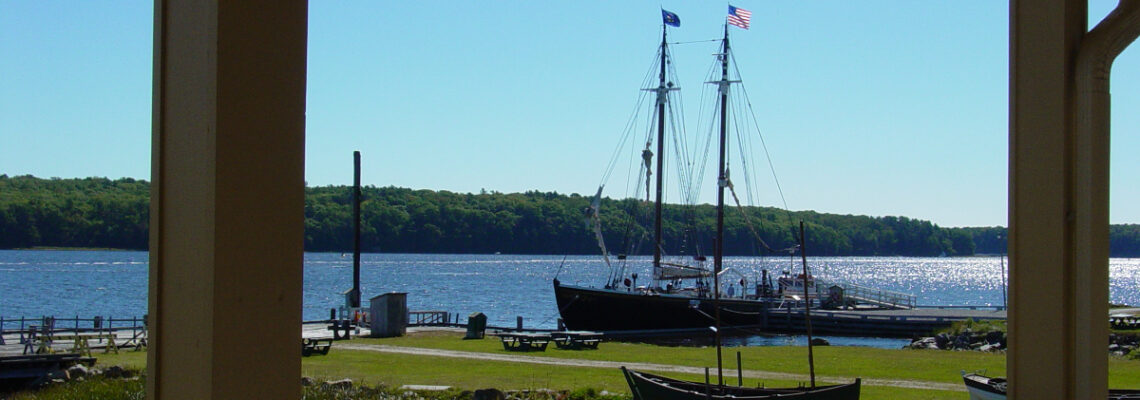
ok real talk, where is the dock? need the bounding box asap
[764,307,1006,338]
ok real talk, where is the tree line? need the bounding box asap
[3,174,1140,257]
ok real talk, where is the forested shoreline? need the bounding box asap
[3,174,1140,257]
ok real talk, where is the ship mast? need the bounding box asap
[713,23,733,388]
[652,26,669,272]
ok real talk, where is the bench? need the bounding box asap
[495,332,551,352]
[551,331,603,350]
[301,338,333,356]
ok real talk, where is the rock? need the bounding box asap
[474,388,506,400]
[50,378,66,385]
[103,365,125,379]
[321,379,353,391]
[301,376,315,386]
[48,369,69,381]
[979,344,997,352]
[810,338,830,346]
[1110,344,1122,352]
[985,331,1005,345]
[934,333,950,349]
[67,364,89,379]
[953,336,971,350]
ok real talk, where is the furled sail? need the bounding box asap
[587,186,611,269]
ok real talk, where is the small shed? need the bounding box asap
[369,292,408,338]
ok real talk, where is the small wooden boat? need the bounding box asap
[962,372,1140,400]
[622,368,861,400]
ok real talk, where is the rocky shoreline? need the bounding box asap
[907,331,1140,357]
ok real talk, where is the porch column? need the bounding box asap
[148,1,308,398]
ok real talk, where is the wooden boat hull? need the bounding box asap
[962,372,1140,399]
[554,281,770,331]
[622,367,860,400]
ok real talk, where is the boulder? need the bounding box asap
[934,333,950,349]
[810,338,830,346]
[985,331,1005,345]
[103,366,125,379]
[474,388,506,400]
[321,379,353,391]
[301,376,315,386]
[67,364,89,379]
[48,369,70,381]
[907,337,936,350]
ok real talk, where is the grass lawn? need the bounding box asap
[350,331,1004,384]
[88,330,1140,399]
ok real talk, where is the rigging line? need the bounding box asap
[730,86,759,207]
[601,56,660,187]
[728,183,779,253]
[554,255,569,280]
[669,39,720,45]
[731,55,792,216]
[537,294,581,326]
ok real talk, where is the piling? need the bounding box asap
[350,151,362,308]
[516,316,523,330]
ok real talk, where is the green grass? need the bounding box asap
[301,348,966,400]
[6,377,145,400]
[36,331,1140,399]
[349,331,1006,385]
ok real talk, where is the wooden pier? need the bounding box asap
[761,307,1006,338]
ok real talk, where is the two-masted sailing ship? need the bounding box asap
[588,8,862,400]
[553,7,803,333]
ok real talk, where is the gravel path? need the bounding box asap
[337,343,965,393]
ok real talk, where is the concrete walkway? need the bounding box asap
[335,342,966,393]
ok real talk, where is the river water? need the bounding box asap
[3,250,1138,348]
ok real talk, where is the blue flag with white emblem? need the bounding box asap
[662,9,680,27]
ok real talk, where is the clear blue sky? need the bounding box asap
[1,1,1137,228]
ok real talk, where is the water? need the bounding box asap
[3,250,1140,348]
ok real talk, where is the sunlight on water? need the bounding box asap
[4,250,1140,342]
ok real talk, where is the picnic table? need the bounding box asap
[551,331,603,350]
[301,337,333,356]
[495,332,552,352]
[1111,314,1140,329]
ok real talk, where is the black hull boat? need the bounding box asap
[611,9,860,399]
[962,372,1140,400]
[623,367,860,400]
[553,281,772,331]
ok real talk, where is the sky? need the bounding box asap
[1,1,1137,228]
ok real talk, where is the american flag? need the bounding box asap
[727,5,751,30]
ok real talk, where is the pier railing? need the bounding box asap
[0,315,148,348]
[814,280,917,310]
[408,310,451,326]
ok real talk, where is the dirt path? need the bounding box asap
[337,343,965,392]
